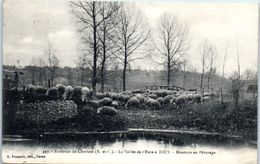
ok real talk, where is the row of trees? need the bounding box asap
[20,1,256,102]
[70,1,189,95]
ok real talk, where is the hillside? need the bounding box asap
[3,65,231,92]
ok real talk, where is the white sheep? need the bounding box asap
[125,97,141,109]
[64,85,74,100]
[81,87,90,102]
[145,98,161,110]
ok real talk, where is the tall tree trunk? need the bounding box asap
[183,62,186,89]
[123,53,127,91]
[167,57,171,87]
[92,3,97,96]
[207,72,211,91]
[39,68,42,86]
[101,65,105,93]
[200,72,204,93]
[101,23,106,93]
[32,71,35,85]
[81,69,83,86]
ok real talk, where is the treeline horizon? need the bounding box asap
[4,64,254,94]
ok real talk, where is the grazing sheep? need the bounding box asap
[175,96,186,109]
[81,87,91,102]
[118,94,125,102]
[111,94,119,101]
[56,84,66,99]
[156,97,164,106]
[203,92,211,97]
[97,106,118,116]
[172,91,179,95]
[187,94,193,101]
[85,100,100,109]
[125,97,141,109]
[34,86,47,95]
[131,89,142,94]
[99,97,113,106]
[202,96,211,102]
[193,94,202,104]
[111,101,119,109]
[146,99,161,110]
[124,95,131,104]
[64,85,74,100]
[70,86,82,104]
[96,93,107,99]
[148,94,157,99]
[31,86,48,101]
[25,84,35,94]
[46,87,58,100]
[135,94,145,104]
[164,95,174,104]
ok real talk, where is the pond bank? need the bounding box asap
[3,100,257,142]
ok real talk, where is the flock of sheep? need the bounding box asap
[4,84,215,116]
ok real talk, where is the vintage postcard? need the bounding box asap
[2,0,258,164]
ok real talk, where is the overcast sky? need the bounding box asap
[3,0,258,77]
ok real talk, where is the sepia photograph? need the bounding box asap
[2,0,258,163]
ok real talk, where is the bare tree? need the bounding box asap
[97,2,120,92]
[115,3,150,91]
[230,43,244,121]
[44,42,59,87]
[70,1,119,95]
[154,13,188,87]
[77,51,89,86]
[220,45,228,104]
[206,45,217,91]
[182,59,187,89]
[199,40,210,94]
[27,58,37,85]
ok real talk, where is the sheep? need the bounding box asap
[164,95,174,104]
[70,86,82,104]
[118,94,125,102]
[135,94,145,104]
[146,98,161,110]
[56,84,66,99]
[193,94,202,104]
[25,84,35,94]
[124,95,131,104]
[99,97,113,106]
[125,97,141,109]
[30,86,48,101]
[46,87,58,100]
[97,106,118,116]
[81,87,91,102]
[156,97,164,106]
[111,94,119,101]
[85,100,100,109]
[202,96,211,102]
[148,94,157,99]
[96,93,107,99]
[111,101,119,109]
[64,85,74,100]
[175,96,186,109]
[203,92,211,97]
[172,91,179,95]
[34,86,47,95]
